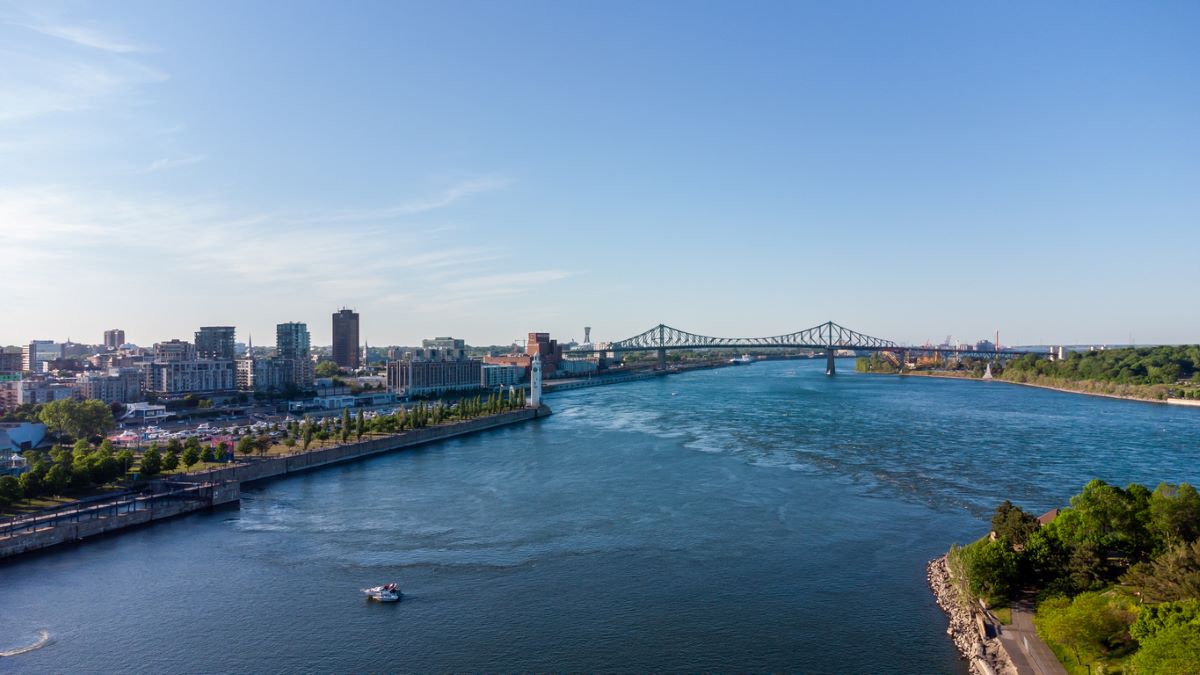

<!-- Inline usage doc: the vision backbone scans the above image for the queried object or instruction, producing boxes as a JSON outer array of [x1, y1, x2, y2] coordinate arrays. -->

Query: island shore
[[899, 371, 1196, 407], [927, 555, 1017, 675]]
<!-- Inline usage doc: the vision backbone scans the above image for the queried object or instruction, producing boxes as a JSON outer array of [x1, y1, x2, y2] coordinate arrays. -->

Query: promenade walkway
[[998, 603, 1067, 675]]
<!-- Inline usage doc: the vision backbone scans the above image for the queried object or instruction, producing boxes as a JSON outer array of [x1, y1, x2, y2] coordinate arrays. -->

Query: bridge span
[[563, 321, 1045, 375]]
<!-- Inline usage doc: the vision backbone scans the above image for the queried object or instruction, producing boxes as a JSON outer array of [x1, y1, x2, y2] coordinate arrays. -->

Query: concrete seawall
[[0, 406, 550, 560]]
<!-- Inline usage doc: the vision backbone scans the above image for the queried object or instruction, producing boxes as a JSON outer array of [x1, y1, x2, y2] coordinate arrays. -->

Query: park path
[[998, 602, 1068, 675]]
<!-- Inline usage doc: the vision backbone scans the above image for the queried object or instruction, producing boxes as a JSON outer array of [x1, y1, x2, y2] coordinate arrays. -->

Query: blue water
[[3, 360, 1198, 673]]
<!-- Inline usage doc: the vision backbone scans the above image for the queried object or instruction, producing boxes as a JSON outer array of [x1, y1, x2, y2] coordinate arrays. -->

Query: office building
[[527, 332, 563, 376], [195, 326, 236, 359], [482, 364, 526, 388], [104, 329, 126, 350], [22, 341, 63, 372], [332, 308, 360, 369]]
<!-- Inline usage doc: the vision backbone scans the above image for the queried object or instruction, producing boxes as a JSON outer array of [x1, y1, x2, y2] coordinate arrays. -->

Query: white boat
[[362, 582, 402, 602], [729, 354, 754, 365]]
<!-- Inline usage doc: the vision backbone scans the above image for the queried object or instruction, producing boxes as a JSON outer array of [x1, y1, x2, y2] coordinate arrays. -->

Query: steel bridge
[[564, 321, 1044, 375]]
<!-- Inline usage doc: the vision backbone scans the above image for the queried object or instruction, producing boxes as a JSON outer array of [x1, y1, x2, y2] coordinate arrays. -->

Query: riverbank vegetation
[[858, 346, 1200, 402], [950, 480, 1200, 673]]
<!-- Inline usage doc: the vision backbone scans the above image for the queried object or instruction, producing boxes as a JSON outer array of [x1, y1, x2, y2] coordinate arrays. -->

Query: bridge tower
[[825, 321, 836, 376], [656, 324, 667, 370]]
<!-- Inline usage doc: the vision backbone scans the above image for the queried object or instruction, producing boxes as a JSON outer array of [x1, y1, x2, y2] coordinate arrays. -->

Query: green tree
[[162, 450, 179, 472], [200, 444, 216, 464], [0, 474, 21, 503], [1129, 623, 1200, 674], [355, 409, 364, 441], [1149, 483, 1200, 552], [115, 449, 134, 477], [1036, 592, 1133, 668], [991, 500, 1040, 547], [38, 398, 116, 440], [960, 537, 1021, 605], [1131, 599, 1200, 643], [340, 408, 351, 443], [302, 422, 315, 450], [182, 445, 200, 469], [1124, 540, 1200, 603], [139, 446, 162, 477], [315, 360, 340, 378], [236, 436, 255, 456], [43, 463, 70, 495]]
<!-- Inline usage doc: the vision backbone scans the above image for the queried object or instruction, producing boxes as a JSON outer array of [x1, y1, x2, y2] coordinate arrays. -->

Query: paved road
[[998, 604, 1068, 675]]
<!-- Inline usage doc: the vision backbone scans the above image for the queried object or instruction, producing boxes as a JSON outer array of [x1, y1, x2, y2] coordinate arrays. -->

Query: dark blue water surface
[[3, 360, 1199, 673]]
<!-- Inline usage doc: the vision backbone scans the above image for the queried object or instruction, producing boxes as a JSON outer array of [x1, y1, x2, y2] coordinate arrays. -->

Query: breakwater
[[0, 405, 550, 560], [928, 556, 1016, 675]]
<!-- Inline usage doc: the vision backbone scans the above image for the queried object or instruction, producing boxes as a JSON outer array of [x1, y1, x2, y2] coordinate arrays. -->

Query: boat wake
[[0, 629, 51, 657]]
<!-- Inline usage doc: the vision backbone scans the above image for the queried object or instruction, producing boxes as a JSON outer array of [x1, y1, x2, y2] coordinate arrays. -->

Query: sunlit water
[[3, 360, 1198, 673]]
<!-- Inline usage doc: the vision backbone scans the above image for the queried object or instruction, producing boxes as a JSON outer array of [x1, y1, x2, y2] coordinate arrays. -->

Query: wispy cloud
[[141, 154, 205, 173], [14, 20, 147, 53], [0, 179, 542, 313]]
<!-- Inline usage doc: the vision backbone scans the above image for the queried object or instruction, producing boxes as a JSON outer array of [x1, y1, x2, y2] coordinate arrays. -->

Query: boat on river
[[729, 354, 754, 365], [362, 582, 402, 602]]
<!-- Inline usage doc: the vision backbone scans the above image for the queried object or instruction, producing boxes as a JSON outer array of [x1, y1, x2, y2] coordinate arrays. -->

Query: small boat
[[362, 582, 402, 602], [729, 354, 754, 365]]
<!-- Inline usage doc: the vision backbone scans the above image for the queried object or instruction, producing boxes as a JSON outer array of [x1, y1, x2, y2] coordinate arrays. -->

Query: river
[[3, 359, 1198, 672]]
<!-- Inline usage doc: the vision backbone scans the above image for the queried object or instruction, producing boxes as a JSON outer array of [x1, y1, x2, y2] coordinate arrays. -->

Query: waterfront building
[[154, 339, 195, 362], [527, 332, 563, 376], [78, 368, 142, 404], [120, 402, 172, 425], [104, 329, 126, 350], [195, 326, 237, 359], [236, 356, 287, 392], [145, 359, 237, 396], [22, 340, 63, 372], [482, 364, 526, 388], [386, 336, 481, 396], [276, 322, 314, 388], [332, 308, 360, 369], [558, 358, 599, 377]]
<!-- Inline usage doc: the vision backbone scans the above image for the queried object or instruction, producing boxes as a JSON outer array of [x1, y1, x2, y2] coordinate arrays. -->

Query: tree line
[[952, 479, 1200, 672]]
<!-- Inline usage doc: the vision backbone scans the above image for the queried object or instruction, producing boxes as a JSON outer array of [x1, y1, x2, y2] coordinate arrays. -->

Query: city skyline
[[2, 2, 1198, 347]]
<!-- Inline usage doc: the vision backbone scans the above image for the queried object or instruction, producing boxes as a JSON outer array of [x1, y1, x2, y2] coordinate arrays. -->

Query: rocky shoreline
[[927, 555, 1017, 675]]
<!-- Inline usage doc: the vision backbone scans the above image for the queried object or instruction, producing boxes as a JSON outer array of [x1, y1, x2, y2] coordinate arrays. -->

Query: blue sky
[[2, 1, 1197, 348]]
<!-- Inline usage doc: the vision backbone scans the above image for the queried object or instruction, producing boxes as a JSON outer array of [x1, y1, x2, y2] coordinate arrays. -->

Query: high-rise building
[[276, 322, 314, 388], [332, 308, 360, 369], [104, 329, 126, 350], [0, 350, 22, 373], [195, 326, 236, 360]]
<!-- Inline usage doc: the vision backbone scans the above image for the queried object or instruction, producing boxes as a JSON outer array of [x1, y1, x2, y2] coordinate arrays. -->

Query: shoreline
[[927, 555, 1017, 675], [894, 371, 1190, 407]]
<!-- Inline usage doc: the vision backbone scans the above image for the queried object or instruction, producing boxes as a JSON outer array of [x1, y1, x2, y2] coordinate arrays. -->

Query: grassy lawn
[[992, 606, 1011, 625]]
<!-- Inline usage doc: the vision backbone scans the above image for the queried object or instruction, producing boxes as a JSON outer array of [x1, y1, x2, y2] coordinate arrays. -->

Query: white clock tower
[[529, 356, 542, 408]]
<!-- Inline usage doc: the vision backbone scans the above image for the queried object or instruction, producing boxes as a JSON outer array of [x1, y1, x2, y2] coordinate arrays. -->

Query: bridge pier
[[826, 349, 836, 376], [657, 348, 666, 370]]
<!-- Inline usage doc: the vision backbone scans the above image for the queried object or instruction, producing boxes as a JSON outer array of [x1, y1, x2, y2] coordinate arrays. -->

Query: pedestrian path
[[998, 604, 1068, 675]]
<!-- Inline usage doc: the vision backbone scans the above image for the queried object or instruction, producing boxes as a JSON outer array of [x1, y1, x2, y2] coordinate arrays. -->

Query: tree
[[1149, 483, 1200, 551], [960, 537, 1021, 605], [43, 463, 70, 495], [182, 445, 200, 469], [1035, 592, 1133, 667], [139, 446, 162, 477], [355, 410, 364, 441], [38, 399, 116, 440], [1129, 623, 1200, 674], [341, 408, 351, 443], [200, 444, 216, 464], [115, 449, 134, 478], [315, 360, 340, 378], [302, 422, 315, 450], [1124, 540, 1200, 603], [0, 475, 22, 507], [236, 436, 255, 456], [991, 500, 1041, 547], [162, 450, 179, 472], [1131, 599, 1200, 643]]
